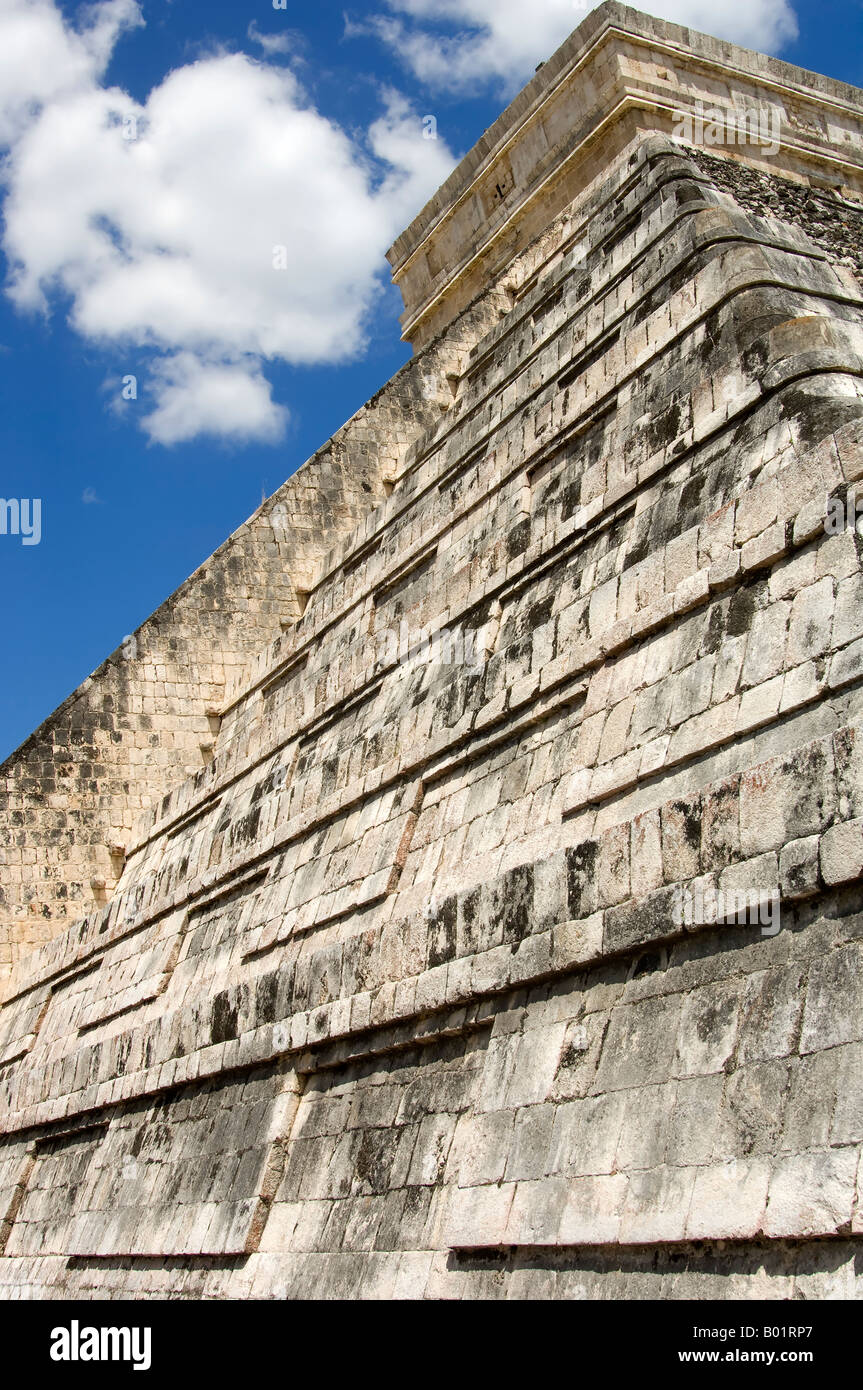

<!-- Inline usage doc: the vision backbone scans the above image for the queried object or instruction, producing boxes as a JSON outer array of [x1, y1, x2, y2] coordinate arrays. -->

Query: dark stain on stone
[[428, 895, 458, 968], [210, 990, 239, 1045], [507, 518, 531, 560], [566, 841, 598, 920], [255, 972, 279, 1025], [726, 581, 764, 637]]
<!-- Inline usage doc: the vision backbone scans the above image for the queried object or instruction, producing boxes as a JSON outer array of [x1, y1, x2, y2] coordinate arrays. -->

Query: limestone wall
[[0, 301, 495, 979], [2, 126, 863, 1297]]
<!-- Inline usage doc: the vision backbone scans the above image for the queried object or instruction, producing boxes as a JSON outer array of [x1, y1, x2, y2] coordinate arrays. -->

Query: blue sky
[[0, 0, 861, 764]]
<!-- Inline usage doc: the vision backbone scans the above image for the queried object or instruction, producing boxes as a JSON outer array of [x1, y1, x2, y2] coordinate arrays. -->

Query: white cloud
[[143, 354, 287, 446], [246, 21, 297, 59], [364, 0, 799, 94], [0, 0, 142, 144], [0, 0, 456, 445]]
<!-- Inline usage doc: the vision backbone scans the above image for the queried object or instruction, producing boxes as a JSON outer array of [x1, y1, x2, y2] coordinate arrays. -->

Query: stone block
[[505, 1177, 569, 1243], [661, 796, 702, 882], [740, 522, 788, 575], [779, 835, 821, 899], [763, 1150, 858, 1238], [673, 979, 740, 1077], [740, 602, 789, 688], [630, 809, 663, 893], [594, 994, 680, 1093], [739, 741, 835, 857], [685, 1159, 770, 1240], [736, 480, 778, 545], [820, 819, 863, 886], [834, 725, 863, 820], [831, 1042, 863, 1145], [701, 775, 741, 872], [603, 885, 681, 955], [736, 965, 805, 1066], [786, 577, 834, 665], [550, 913, 604, 972], [596, 822, 630, 908], [714, 1060, 790, 1162], [531, 851, 567, 932], [619, 1165, 697, 1243], [832, 572, 863, 649], [829, 635, 863, 690], [557, 1174, 628, 1245], [801, 942, 863, 1052], [665, 1074, 725, 1166], [504, 1103, 556, 1182], [548, 1091, 626, 1177], [835, 421, 863, 482], [442, 1182, 516, 1249]]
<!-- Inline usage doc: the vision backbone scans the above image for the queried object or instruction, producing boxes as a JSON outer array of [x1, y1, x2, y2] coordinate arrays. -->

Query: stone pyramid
[[2, 3, 863, 1299]]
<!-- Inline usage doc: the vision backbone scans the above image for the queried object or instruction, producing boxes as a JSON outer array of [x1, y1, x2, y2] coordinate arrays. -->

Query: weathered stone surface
[[820, 819, 863, 886], [2, 3, 863, 1300]]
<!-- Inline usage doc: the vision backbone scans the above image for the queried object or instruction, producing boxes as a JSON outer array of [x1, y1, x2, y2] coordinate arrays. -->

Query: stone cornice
[[386, 2, 863, 348]]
